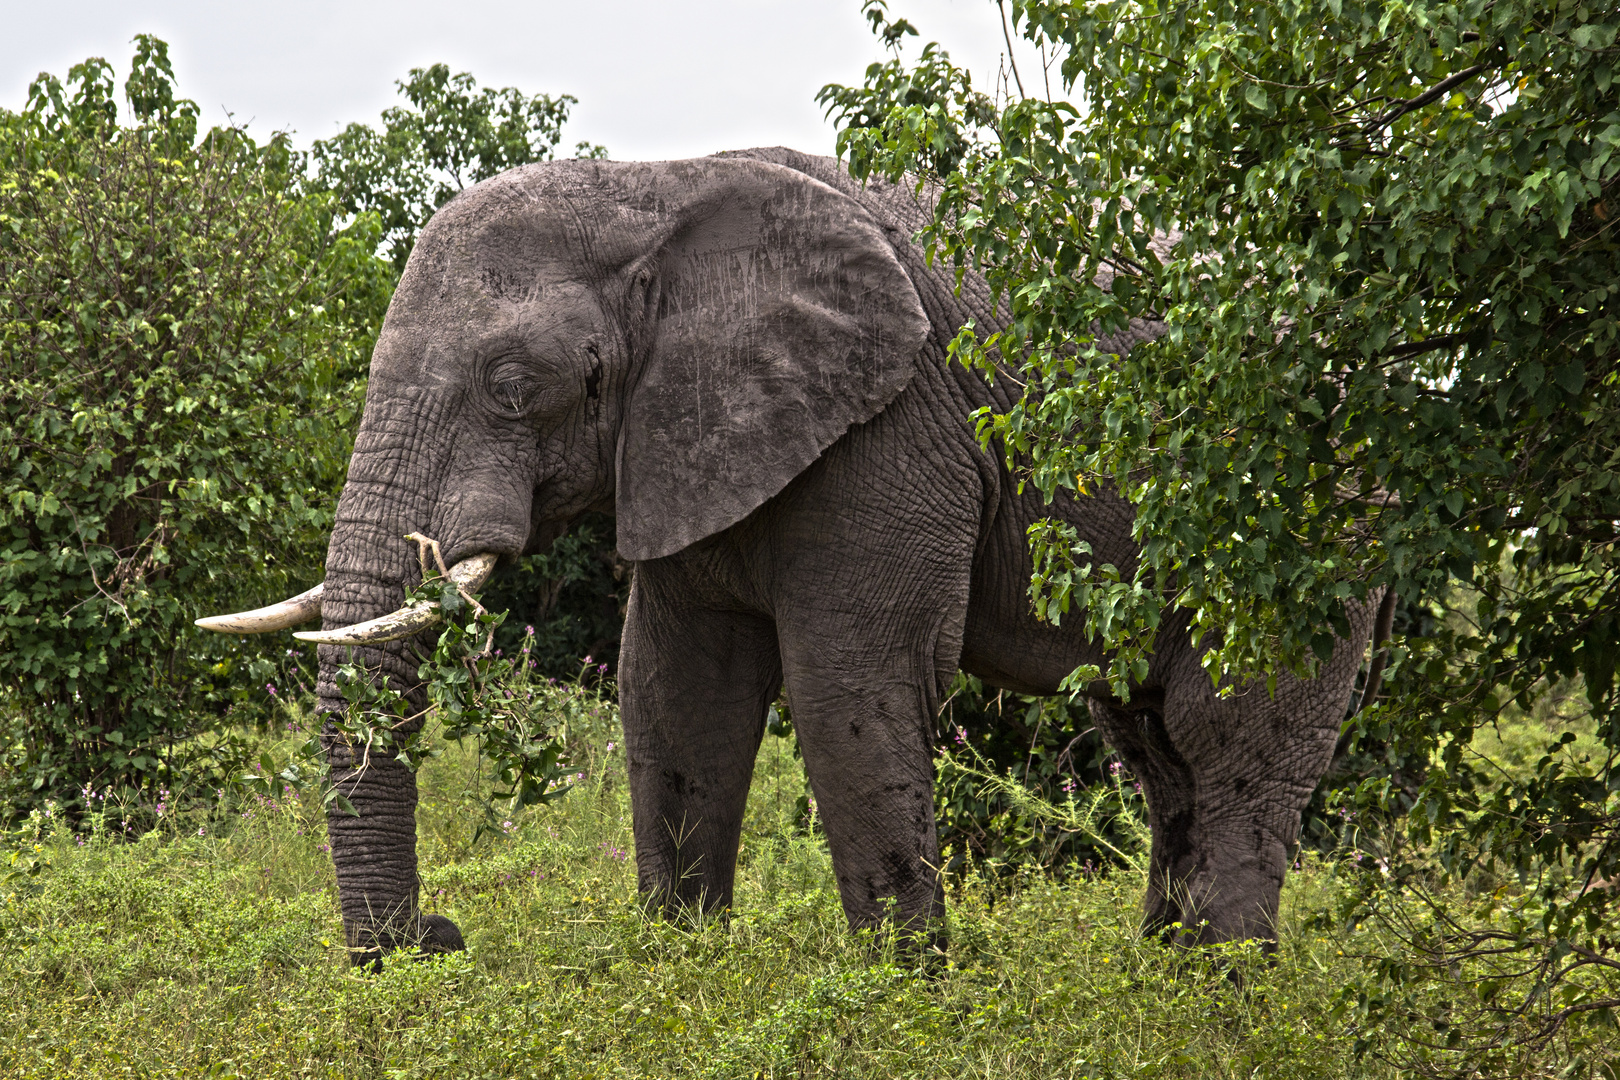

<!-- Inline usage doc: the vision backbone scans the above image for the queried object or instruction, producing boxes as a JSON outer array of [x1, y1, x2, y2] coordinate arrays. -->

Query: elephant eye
[[488, 357, 539, 415]]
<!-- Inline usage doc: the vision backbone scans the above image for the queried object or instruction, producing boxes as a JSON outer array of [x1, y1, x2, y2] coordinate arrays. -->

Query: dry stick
[[405, 530, 496, 656], [1358, 587, 1398, 714], [1332, 587, 1399, 762], [405, 531, 490, 617], [996, 0, 1026, 100]]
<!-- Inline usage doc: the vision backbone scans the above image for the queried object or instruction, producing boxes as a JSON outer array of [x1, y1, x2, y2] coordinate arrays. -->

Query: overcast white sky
[[2, 0, 1054, 161]]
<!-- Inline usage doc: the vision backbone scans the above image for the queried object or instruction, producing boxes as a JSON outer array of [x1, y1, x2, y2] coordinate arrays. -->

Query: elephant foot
[[416, 912, 465, 954], [347, 913, 466, 970]]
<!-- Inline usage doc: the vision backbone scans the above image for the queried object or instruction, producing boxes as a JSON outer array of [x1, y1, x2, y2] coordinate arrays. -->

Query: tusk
[[195, 583, 324, 634], [291, 553, 499, 647]]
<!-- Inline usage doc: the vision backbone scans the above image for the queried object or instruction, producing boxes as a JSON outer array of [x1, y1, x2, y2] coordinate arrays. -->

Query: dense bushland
[[0, 38, 390, 811], [6, 10, 1619, 1076]]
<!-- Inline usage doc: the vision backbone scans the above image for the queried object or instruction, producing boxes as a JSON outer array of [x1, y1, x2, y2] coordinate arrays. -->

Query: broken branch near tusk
[[291, 552, 499, 647], [195, 583, 324, 634]]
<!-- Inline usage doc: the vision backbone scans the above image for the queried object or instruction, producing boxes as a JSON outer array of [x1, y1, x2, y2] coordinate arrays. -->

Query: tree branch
[[1363, 64, 1491, 134]]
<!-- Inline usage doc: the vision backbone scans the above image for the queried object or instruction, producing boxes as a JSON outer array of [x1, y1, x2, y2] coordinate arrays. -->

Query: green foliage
[[0, 39, 391, 814], [829, 0, 1619, 695], [388, 577, 604, 821], [934, 674, 1142, 875], [824, 0, 1619, 1068], [253, 549, 617, 834], [816, 1, 998, 178], [310, 63, 607, 270], [480, 512, 630, 679]]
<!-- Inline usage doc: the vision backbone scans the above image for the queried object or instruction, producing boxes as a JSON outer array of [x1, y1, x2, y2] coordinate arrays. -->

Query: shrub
[[0, 39, 391, 814]]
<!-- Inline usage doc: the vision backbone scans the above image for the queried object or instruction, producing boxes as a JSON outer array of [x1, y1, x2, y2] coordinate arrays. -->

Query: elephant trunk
[[314, 393, 461, 964]]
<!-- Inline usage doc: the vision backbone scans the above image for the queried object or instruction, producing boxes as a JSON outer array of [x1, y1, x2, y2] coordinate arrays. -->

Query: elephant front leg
[[619, 573, 783, 918], [776, 628, 950, 944]]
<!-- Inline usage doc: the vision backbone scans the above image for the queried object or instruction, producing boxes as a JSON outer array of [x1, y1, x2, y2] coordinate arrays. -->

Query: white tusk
[[291, 553, 499, 647], [195, 583, 324, 634]]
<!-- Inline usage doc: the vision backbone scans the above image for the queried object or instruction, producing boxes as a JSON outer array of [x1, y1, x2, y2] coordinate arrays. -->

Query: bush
[[0, 39, 391, 814]]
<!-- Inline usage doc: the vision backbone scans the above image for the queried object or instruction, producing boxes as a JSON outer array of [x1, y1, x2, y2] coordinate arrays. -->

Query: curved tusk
[[195, 583, 324, 634], [292, 553, 499, 647]]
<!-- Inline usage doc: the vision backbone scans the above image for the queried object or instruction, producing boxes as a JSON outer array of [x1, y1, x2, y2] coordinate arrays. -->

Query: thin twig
[[996, 0, 1027, 99], [405, 531, 495, 655]]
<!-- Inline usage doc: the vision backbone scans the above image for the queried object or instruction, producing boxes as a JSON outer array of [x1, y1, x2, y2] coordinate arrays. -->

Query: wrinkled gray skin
[[316, 147, 1375, 961]]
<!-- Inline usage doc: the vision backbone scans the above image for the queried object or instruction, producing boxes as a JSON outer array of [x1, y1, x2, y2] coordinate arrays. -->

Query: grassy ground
[[1, 728, 1609, 1079]]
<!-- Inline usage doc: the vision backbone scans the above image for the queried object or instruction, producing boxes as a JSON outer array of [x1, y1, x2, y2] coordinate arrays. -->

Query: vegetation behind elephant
[[203, 147, 1377, 961]]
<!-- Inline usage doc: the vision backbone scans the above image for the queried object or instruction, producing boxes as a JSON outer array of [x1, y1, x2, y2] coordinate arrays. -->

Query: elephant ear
[[614, 158, 929, 561]]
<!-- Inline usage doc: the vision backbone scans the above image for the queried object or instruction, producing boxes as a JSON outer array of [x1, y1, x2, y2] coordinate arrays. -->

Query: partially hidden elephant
[[200, 147, 1376, 960]]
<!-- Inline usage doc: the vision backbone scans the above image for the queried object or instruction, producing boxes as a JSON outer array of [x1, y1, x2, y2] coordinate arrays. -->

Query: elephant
[[200, 146, 1377, 960]]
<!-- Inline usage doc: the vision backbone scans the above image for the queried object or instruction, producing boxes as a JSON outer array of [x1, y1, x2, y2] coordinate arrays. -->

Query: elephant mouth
[[194, 552, 499, 645]]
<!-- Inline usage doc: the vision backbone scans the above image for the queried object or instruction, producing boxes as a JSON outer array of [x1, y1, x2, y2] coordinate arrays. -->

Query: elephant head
[[199, 156, 930, 957]]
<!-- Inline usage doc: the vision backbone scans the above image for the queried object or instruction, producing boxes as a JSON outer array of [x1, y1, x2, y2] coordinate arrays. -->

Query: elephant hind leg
[[1095, 668, 1353, 946], [1087, 701, 1204, 940], [618, 564, 783, 920]]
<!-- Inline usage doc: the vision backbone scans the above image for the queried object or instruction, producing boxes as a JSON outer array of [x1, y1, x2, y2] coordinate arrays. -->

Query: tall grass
[[3, 719, 1614, 1078]]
